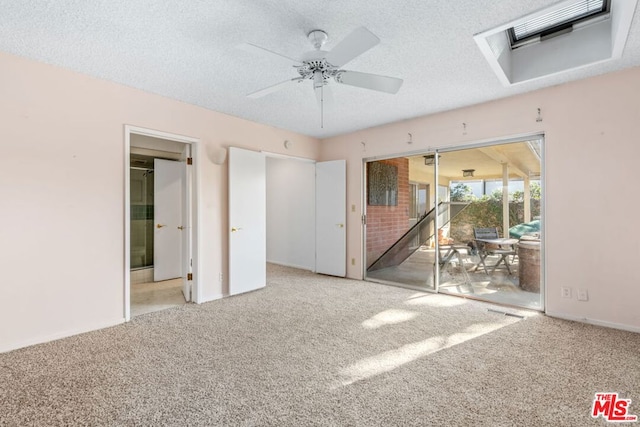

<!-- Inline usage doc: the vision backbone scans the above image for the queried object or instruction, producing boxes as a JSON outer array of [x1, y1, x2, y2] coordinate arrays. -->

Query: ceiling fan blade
[[335, 70, 403, 94], [237, 43, 301, 67], [325, 27, 380, 67], [247, 78, 302, 98]]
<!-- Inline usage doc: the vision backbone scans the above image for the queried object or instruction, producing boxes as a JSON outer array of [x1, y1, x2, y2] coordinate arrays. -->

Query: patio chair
[[472, 227, 517, 275]]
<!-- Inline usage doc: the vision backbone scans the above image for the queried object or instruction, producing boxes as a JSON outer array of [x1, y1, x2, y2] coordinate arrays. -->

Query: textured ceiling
[[1, 0, 639, 138]]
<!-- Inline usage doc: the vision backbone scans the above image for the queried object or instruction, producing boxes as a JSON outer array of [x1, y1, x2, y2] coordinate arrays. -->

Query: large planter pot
[[519, 237, 540, 292]]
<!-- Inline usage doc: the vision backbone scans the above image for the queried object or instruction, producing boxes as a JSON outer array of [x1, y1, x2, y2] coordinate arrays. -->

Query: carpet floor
[[1, 264, 638, 426]]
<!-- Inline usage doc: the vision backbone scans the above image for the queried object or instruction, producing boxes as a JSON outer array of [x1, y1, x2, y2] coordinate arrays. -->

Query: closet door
[[228, 147, 266, 295], [315, 160, 346, 277]]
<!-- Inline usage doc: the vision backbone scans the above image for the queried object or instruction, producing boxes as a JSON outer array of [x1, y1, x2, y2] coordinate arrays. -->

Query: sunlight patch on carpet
[[404, 293, 468, 308], [335, 321, 513, 387], [362, 309, 420, 329]]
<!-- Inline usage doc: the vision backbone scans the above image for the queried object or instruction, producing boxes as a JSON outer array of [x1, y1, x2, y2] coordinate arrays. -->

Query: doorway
[[124, 126, 199, 320], [228, 147, 347, 296]]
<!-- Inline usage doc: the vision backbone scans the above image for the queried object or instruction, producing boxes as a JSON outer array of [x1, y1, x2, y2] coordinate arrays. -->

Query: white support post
[[502, 163, 509, 238], [523, 175, 531, 223]]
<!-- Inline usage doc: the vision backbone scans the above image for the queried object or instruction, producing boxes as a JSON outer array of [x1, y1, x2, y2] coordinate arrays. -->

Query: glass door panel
[[365, 156, 438, 290], [436, 140, 543, 310], [130, 166, 154, 269]]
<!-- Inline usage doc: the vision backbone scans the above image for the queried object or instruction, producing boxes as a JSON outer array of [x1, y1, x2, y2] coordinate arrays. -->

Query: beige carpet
[[1, 264, 638, 426]]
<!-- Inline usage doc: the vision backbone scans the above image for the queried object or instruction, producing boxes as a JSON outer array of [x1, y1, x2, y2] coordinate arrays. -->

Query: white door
[[154, 159, 184, 282], [315, 160, 346, 277], [228, 147, 266, 295]]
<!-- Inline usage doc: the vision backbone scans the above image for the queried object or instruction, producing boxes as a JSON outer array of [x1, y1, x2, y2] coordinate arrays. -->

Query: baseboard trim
[[1, 318, 126, 354], [266, 260, 314, 271], [198, 293, 224, 304], [545, 311, 640, 334]]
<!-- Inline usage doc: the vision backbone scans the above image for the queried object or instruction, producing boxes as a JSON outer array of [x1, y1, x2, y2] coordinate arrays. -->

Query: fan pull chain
[[320, 84, 324, 128]]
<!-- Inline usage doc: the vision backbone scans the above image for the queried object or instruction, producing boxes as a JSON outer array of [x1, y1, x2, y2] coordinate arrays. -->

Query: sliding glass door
[[364, 137, 544, 310]]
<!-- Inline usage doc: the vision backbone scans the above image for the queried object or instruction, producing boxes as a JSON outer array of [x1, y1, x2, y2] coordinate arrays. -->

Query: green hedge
[[450, 199, 540, 243]]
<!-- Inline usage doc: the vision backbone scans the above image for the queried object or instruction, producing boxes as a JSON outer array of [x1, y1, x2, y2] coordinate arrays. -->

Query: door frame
[[259, 150, 347, 277], [124, 125, 201, 321]]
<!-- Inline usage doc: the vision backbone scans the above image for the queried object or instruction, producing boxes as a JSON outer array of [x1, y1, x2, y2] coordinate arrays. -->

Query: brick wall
[[366, 158, 410, 266]]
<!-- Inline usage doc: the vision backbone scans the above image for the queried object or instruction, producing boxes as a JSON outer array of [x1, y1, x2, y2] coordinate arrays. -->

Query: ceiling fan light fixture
[[462, 169, 475, 177], [313, 70, 325, 89]]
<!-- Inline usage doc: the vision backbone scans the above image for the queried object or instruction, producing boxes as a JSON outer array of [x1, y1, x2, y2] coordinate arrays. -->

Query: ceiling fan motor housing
[[297, 59, 338, 85]]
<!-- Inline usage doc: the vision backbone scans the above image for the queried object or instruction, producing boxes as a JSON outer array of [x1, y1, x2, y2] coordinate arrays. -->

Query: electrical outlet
[[219, 272, 223, 282], [351, 204, 356, 212], [351, 258, 356, 266], [561, 287, 572, 299], [577, 289, 589, 301]]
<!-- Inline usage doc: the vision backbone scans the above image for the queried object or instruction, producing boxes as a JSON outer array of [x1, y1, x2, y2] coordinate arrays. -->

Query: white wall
[[266, 157, 316, 270], [320, 66, 640, 333], [0, 51, 320, 352]]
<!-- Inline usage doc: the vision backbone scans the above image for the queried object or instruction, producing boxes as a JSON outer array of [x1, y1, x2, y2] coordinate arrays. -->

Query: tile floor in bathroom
[[131, 278, 186, 317]]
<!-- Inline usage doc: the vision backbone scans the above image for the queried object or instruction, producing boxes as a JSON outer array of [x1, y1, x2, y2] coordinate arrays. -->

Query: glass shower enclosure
[[130, 165, 154, 269]]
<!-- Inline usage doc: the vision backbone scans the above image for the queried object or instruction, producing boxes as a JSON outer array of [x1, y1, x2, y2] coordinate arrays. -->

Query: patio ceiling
[[408, 140, 541, 181]]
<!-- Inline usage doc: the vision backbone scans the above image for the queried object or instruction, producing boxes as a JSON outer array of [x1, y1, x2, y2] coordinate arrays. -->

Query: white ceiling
[[1, 1, 639, 138]]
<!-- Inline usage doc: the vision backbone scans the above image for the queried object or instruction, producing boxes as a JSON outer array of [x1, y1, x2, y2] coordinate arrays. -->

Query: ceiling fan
[[239, 27, 403, 127]]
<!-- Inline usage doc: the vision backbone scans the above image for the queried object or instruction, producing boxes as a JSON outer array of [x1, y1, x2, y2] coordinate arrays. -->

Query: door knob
[[177, 226, 184, 230], [231, 227, 243, 232], [336, 223, 344, 228], [157, 224, 166, 228]]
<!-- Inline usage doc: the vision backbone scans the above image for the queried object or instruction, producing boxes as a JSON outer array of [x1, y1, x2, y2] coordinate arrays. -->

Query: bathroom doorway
[[124, 126, 200, 320]]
